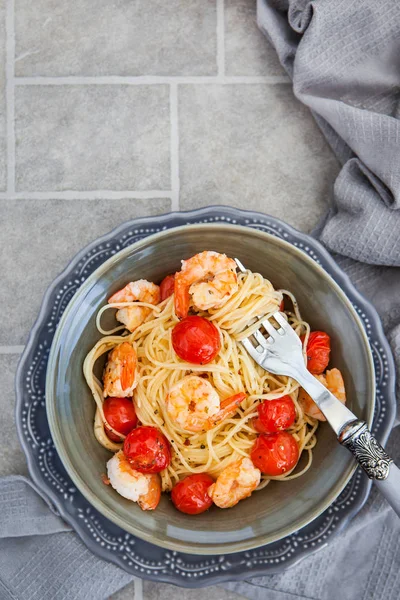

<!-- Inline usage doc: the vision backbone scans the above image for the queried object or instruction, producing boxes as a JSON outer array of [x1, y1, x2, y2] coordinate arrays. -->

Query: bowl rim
[[45, 222, 376, 555]]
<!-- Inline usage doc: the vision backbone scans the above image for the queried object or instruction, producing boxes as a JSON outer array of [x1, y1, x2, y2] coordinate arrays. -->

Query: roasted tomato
[[253, 396, 296, 434], [250, 432, 299, 476], [303, 331, 331, 375], [160, 274, 175, 301], [172, 315, 221, 364], [103, 397, 138, 442], [123, 426, 171, 474], [171, 473, 214, 514]]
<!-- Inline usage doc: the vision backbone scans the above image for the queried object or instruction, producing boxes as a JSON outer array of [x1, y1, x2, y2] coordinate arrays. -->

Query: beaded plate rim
[[15, 206, 396, 587]]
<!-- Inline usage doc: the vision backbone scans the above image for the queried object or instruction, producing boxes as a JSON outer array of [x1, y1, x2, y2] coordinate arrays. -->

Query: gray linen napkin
[[0, 476, 136, 599], [2, 1, 400, 599]]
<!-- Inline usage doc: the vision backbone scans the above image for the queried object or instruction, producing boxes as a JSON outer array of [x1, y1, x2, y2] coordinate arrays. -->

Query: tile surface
[[179, 84, 339, 231], [14, 0, 217, 77], [225, 0, 285, 76], [15, 85, 170, 191], [0, 0, 6, 190], [0, 198, 171, 344], [0, 355, 28, 477]]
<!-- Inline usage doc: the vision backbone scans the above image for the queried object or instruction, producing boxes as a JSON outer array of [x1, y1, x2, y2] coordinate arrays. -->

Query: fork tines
[[241, 311, 291, 360]]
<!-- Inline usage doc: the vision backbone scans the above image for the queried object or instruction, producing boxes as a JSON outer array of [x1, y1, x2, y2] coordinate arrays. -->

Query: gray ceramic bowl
[[46, 224, 374, 555]]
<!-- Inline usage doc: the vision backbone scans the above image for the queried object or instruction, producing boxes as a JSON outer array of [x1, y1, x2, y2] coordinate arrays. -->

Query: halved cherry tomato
[[172, 316, 221, 365], [171, 473, 214, 515], [160, 274, 175, 301], [103, 397, 138, 442], [253, 396, 296, 434], [250, 432, 299, 476], [302, 331, 331, 375], [124, 426, 171, 474]]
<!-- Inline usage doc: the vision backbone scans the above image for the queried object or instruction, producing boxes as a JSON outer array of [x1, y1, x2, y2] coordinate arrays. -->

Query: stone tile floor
[[0, 0, 339, 598]]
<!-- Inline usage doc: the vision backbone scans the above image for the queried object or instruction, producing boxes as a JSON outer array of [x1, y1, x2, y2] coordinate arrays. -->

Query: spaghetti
[[83, 267, 319, 495]]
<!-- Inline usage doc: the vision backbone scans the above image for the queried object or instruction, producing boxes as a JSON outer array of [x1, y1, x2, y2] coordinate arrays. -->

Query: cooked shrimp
[[107, 451, 161, 510], [208, 457, 261, 508], [174, 251, 238, 319], [108, 280, 160, 332], [103, 342, 137, 398], [298, 368, 346, 421], [166, 375, 245, 433]]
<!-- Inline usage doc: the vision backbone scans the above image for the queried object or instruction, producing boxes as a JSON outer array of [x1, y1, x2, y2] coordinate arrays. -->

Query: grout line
[[133, 577, 143, 600], [14, 75, 291, 85], [220, 75, 289, 84], [216, 0, 225, 77], [0, 345, 25, 355], [169, 83, 180, 212], [0, 190, 172, 200], [6, 0, 15, 194]]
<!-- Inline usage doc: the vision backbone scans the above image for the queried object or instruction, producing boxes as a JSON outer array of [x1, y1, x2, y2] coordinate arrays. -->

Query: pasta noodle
[[83, 269, 319, 493]]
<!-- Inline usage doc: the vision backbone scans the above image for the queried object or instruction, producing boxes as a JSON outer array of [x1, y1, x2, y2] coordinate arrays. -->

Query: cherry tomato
[[124, 426, 171, 474], [104, 426, 123, 442], [103, 397, 138, 442], [279, 299, 284, 311], [160, 274, 175, 301], [172, 316, 221, 365], [250, 432, 299, 476], [302, 331, 331, 375], [253, 396, 296, 434], [171, 473, 214, 515]]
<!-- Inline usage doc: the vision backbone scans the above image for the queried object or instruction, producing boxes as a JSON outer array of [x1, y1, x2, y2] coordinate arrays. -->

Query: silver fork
[[236, 259, 400, 516]]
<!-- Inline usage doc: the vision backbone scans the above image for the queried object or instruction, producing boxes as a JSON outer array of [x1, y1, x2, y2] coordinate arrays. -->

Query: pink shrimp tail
[[208, 392, 246, 428], [174, 274, 191, 319]]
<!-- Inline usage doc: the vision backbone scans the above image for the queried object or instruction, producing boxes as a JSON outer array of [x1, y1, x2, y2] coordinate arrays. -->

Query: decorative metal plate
[[15, 206, 396, 587]]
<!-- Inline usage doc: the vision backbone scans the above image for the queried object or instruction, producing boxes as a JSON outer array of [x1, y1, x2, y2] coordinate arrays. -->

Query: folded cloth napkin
[[2, 1, 400, 599]]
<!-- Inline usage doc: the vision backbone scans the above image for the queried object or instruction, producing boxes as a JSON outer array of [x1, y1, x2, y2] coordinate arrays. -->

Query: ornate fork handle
[[339, 420, 393, 480], [338, 420, 400, 516]]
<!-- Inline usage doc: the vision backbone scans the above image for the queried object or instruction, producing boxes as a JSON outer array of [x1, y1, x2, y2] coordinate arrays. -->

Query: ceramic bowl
[[46, 223, 375, 555]]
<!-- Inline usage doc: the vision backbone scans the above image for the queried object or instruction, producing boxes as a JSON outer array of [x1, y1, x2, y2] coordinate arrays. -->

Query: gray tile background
[[15, 85, 171, 191], [179, 83, 338, 225], [225, 0, 284, 76], [0, 0, 339, 598], [15, 0, 218, 77]]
